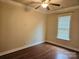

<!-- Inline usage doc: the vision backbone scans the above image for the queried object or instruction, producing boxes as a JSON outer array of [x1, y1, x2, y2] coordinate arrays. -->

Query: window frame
[[57, 13, 72, 41]]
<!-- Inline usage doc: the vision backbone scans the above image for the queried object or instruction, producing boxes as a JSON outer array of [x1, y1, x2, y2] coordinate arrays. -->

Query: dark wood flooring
[[0, 43, 78, 59]]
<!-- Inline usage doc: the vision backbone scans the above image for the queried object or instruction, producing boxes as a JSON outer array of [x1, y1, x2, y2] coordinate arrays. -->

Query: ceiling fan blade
[[27, 1, 41, 4], [50, 3, 60, 6], [49, 0, 51, 2], [47, 6, 50, 10], [41, 0, 46, 2], [35, 5, 41, 9]]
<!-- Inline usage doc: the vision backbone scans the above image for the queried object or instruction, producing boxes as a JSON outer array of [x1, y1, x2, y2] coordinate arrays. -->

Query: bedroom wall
[[46, 9, 79, 50], [0, 1, 46, 52]]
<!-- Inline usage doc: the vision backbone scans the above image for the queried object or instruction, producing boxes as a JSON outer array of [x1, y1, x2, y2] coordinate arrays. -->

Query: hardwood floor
[[0, 43, 78, 59]]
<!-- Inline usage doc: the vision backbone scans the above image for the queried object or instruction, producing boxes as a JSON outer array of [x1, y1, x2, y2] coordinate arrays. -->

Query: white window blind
[[57, 16, 71, 40]]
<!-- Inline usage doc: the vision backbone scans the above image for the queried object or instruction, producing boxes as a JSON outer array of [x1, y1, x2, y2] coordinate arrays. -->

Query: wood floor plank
[[0, 43, 78, 59]]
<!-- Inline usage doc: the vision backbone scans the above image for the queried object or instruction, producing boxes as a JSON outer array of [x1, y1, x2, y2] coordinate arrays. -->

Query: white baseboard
[[0, 41, 44, 56], [46, 40, 79, 52]]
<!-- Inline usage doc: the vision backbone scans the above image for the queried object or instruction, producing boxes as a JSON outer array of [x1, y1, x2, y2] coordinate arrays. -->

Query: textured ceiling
[[0, 0, 79, 14]]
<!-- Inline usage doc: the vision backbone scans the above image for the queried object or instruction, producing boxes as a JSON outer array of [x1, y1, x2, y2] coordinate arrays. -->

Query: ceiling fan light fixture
[[41, 3, 48, 8]]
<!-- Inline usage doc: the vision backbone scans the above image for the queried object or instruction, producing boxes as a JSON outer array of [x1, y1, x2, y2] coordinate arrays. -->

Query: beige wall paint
[[0, 2, 46, 52], [46, 9, 79, 50]]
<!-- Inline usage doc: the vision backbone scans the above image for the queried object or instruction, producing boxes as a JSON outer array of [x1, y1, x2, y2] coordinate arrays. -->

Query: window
[[57, 15, 71, 40]]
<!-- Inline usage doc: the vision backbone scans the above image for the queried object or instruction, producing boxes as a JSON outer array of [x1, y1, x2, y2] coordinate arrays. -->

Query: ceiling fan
[[35, 0, 60, 10], [13, 0, 60, 10]]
